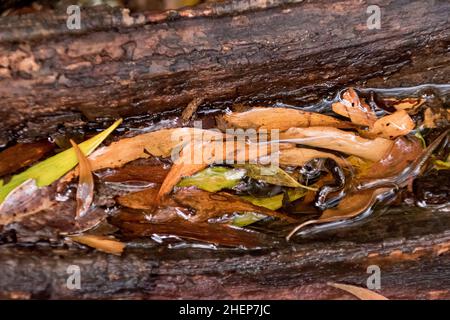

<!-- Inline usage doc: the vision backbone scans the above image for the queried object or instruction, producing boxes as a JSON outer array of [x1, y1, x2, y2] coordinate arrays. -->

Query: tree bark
[[0, 0, 449, 144], [0, 0, 449, 300], [1, 206, 450, 299]]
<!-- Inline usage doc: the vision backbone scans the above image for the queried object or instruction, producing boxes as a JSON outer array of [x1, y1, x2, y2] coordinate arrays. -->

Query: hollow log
[[0, 0, 449, 300], [0, 0, 449, 144]]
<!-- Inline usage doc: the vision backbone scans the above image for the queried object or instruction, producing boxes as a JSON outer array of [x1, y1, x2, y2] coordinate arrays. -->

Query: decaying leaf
[[70, 140, 94, 219], [332, 88, 377, 127], [232, 212, 268, 227], [157, 137, 276, 200], [172, 187, 295, 222], [69, 234, 125, 255], [357, 137, 423, 181], [0, 141, 54, 177], [116, 186, 160, 210], [0, 119, 122, 204], [277, 148, 348, 168], [218, 107, 354, 131], [328, 282, 388, 300], [424, 107, 450, 129], [240, 188, 307, 210], [367, 110, 415, 139], [383, 97, 424, 112], [240, 164, 315, 190], [177, 166, 245, 192], [0, 179, 53, 226], [357, 130, 448, 191], [286, 188, 392, 240], [279, 127, 394, 162]]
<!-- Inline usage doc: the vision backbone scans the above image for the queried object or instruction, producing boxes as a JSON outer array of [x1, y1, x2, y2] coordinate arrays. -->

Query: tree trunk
[[0, 0, 449, 299], [0, 0, 449, 144]]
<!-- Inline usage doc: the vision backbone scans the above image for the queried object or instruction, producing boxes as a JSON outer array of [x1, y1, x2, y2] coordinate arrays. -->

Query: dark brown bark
[[1, 205, 450, 299], [0, 0, 449, 145]]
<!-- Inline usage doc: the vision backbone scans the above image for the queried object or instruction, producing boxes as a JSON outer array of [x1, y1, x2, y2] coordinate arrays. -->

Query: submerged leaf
[[367, 110, 415, 139], [332, 88, 377, 127], [70, 140, 94, 219], [328, 282, 388, 300], [286, 188, 392, 240], [177, 166, 245, 192], [69, 235, 125, 255], [241, 188, 307, 210], [232, 212, 268, 227], [434, 159, 450, 170], [172, 187, 295, 222], [0, 141, 54, 177], [279, 127, 394, 162], [0, 119, 122, 204], [241, 164, 315, 190]]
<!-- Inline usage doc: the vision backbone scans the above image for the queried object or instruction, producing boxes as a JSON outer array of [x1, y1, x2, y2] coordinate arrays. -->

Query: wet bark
[[0, 0, 449, 144]]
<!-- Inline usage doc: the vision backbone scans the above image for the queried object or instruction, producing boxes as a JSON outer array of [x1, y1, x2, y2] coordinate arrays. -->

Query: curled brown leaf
[[70, 139, 94, 219], [218, 107, 355, 131]]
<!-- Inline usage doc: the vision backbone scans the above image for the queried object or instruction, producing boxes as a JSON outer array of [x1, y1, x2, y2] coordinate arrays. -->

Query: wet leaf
[[116, 187, 159, 210], [0, 141, 54, 177], [367, 110, 415, 139], [218, 107, 354, 131], [0, 119, 122, 204], [286, 188, 392, 240], [241, 164, 314, 190], [177, 166, 245, 192], [232, 212, 268, 227], [328, 282, 388, 300], [172, 187, 295, 222], [69, 235, 125, 255], [332, 88, 377, 127], [277, 148, 348, 168], [434, 159, 450, 170], [279, 127, 394, 162], [70, 140, 94, 219], [241, 188, 307, 210]]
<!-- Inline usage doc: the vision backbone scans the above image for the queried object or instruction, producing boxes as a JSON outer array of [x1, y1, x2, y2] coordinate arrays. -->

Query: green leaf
[[240, 188, 307, 211], [0, 119, 122, 203], [177, 166, 245, 192], [434, 159, 450, 170], [232, 212, 267, 227], [415, 131, 427, 148], [240, 164, 317, 191]]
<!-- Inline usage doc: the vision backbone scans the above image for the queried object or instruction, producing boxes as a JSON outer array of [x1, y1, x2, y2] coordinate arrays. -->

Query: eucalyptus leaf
[[177, 166, 245, 192], [232, 212, 268, 227], [240, 188, 307, 211], [0, 119, 122, 203], [239, 164, 317, 191]]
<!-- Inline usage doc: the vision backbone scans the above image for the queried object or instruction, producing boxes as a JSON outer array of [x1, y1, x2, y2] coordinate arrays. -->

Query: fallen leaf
[[69, 234, 125, 255], [0, 141, 54, 177], [218, 107, 355, 131], [279, 127, 394, 162], [0, 119, 122, 204], [177, 166, 245, 192], [328, 282, 388, 300], [286, 188, 391, 240], [70, 139, 94, 219], [172, 187, 295, 222], [367, 110, 415, 139], [332, 88, 377, 127]]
